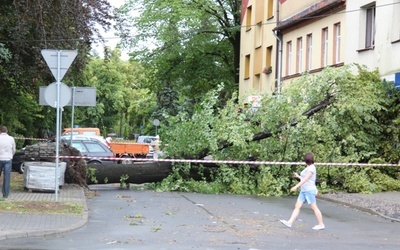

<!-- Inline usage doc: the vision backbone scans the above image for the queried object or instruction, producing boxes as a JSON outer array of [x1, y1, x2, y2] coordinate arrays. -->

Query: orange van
[[62, 127, 100, 136]]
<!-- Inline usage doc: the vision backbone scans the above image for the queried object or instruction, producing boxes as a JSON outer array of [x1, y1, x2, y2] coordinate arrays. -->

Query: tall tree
[[0, 0, 114, 137], [74, 48, 156, 137], [116, 0, 241, 106]]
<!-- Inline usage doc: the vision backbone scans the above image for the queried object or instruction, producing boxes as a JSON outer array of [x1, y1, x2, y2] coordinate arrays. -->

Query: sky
[[92, 0, 130, 60]]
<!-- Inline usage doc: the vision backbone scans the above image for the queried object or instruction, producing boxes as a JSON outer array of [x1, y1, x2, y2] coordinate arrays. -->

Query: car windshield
[[143, 138, 155, 143], [71, 142, 87, 153], [85, 142, 108, 152]]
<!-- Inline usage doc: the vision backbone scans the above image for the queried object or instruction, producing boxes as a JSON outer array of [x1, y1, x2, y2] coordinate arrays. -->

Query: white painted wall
[[345, 0, 400, 77]]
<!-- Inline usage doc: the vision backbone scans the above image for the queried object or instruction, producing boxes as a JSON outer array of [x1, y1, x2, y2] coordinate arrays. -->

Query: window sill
[[356, 46, 374, 52], [392, 39, 400, 44]]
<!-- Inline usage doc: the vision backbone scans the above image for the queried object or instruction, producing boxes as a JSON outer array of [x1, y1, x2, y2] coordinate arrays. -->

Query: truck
[[62, 127, 101, 136], [109, 142, 151, 164]]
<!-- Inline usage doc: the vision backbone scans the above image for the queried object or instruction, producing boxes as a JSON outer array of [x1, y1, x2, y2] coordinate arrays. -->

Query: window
[[306, 34, 312, 70], [392, 1, 400, 41], [246, 6, 252, 30], [365, 5, 375, 48], [334, 23, 341, 63], [86, 142, 107, 153], [267, 0, 274, 18], [253, 74, 261, 91], [245, 54, 250, 79], [296, 37, 303, 73], [71, 142, 87, 153], [321, 28, 328, 67], [266, 46, 272, 69], [255, 22, 262, 48], [286, 41, 292, 75]]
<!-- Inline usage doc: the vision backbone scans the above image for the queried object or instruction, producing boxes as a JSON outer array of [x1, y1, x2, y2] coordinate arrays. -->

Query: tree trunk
[[86, 161, 173, 184]]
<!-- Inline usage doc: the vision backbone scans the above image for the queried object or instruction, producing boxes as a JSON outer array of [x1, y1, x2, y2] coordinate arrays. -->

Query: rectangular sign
[[395, 72, 400, 89], [40, 86, 96, 107]]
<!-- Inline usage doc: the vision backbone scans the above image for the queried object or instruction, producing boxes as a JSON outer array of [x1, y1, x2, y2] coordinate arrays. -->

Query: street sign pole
[[153, 119, 160, 136], [42, 49, 77, 202], [55, 50, 61, 202], [70, 87, 76, 146]]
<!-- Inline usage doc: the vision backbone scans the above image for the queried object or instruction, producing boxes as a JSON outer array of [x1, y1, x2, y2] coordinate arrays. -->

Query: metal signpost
[[68, 87, 96, 144], [39, 86, 97, 145], [153, 119, 160, 136], [41, 49, 77, 201]]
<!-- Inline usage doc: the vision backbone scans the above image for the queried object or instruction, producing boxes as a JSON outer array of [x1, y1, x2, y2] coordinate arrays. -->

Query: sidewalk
[[0, 184, 88, 240], [319, 191, 400, 222]]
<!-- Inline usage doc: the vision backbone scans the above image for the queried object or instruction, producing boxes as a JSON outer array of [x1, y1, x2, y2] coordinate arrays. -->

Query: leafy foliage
[[116, 0, 241, 108], [0, 0, 114, 139], [71, 49, 156, 137]]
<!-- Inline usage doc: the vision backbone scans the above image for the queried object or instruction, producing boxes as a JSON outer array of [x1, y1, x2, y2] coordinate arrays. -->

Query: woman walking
[[280, 153, 325, 230]]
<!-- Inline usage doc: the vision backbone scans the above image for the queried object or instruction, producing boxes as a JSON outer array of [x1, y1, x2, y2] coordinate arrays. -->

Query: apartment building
[[345, 0, 400, 86], [239, 0, 400, 100], [239, 0, 278, 100]]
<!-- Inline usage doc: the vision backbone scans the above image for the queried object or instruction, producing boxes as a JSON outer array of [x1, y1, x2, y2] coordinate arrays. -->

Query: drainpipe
[[273, 30, 282, 96], [274, 0, 282, 96]]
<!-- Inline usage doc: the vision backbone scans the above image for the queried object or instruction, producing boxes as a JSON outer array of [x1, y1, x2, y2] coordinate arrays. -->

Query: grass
[[0, 201, 83, 214], [0, 172, 84, 215], [10, 173, 24, 191]]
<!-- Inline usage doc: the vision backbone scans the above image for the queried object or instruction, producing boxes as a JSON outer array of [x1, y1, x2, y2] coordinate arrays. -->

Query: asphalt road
[[0, 185, 399, 250]]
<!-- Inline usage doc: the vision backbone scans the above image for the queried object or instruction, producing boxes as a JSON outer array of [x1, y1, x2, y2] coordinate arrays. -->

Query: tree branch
[[191, 94, 335, 159]]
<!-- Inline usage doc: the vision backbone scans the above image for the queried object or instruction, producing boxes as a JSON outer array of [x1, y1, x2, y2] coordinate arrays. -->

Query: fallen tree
[[21, 67, 400, 194], [191, 92, 335, 160], [86, 161, 173, 185]]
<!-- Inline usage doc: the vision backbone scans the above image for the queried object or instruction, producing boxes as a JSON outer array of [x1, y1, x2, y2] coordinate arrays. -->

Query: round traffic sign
[[44, 82, 72, 108], [153, 119, 160, 126]]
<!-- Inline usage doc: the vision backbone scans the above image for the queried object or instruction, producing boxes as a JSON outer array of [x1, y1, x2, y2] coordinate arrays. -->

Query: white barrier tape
[[14, 137, 150, 145], [58, 156, 118, 160], [56, 155, 400, 167], [15, 137, 49, 141]]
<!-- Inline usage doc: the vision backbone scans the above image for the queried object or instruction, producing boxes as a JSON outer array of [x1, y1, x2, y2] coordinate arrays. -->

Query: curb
[[0, 205, 89, 241], [0, 187, 89, 241], [318, 196, 400, 223]]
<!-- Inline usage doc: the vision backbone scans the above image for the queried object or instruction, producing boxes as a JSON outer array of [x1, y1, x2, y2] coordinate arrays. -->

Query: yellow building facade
[[239, 0, 400, 99]]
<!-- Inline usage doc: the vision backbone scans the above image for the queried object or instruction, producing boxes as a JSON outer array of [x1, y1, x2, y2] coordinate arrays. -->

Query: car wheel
[[88, 160, 102, 165], [18, 162, 25, 174], [120, 155, 133, 164]]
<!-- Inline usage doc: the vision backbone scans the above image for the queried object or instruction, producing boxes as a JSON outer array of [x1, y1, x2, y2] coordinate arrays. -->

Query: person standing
[[280, 153, 325, 230], [0, 126, 16, 198], [152, 135, 160, 159]]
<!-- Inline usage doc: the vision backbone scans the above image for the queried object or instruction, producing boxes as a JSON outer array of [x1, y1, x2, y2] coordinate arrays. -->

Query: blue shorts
[[297, 190, 317, 204]]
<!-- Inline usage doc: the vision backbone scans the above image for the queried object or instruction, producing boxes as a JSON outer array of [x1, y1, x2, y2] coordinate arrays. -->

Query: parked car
[[137, 135, 157, 144], [61, 138, 116, 164], [12, 150, 26, 174], [137, 135, 164, 158], [61, 135, 110, 148], [136, 135, 156, 158]]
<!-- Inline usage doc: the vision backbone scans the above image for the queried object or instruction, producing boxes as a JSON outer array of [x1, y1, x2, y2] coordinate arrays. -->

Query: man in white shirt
[[0, 126, 16, 198]]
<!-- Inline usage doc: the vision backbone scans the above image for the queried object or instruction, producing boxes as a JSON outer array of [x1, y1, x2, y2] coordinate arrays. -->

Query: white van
[[137, 135, 157, 144], [137, 135, 159, 158]]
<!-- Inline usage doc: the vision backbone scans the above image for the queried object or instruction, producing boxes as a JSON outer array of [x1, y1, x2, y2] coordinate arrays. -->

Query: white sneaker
[[312, 225, 325, 230], [280, 220, 292, 228]]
